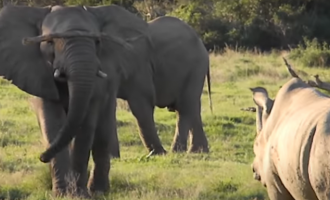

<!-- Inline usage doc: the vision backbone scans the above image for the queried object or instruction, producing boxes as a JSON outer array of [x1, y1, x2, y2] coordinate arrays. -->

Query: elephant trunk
[[40, 61, 97, 163]]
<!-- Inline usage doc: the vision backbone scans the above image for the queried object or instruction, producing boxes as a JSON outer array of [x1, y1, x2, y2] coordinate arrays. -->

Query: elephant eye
[[95, 39, 101, 55], [47, 40, 54, 46], [95, 39, 101, 47], [40, 41, 55, 64]]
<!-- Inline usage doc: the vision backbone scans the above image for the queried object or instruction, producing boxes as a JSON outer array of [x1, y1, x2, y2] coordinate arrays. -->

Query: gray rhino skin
[[250, 77, 330, 200]]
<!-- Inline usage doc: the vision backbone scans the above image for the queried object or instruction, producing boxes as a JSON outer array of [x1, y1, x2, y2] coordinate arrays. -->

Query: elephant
[[111, 16, 212, 158], [0, 4, 154, 197]]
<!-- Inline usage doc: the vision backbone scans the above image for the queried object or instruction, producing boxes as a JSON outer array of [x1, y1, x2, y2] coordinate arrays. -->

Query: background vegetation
[[3, 0, 330, 52], [1, 0, 330, 199]]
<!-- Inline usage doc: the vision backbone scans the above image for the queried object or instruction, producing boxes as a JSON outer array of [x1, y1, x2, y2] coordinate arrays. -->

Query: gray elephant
[[111, 16, 212, 157], [0, 4, 153, 197]]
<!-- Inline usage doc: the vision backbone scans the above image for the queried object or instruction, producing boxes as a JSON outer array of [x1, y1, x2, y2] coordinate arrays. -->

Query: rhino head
[[248, 87, 274, 185]]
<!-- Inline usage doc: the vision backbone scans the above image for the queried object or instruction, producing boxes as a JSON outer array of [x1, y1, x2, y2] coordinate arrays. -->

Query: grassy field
[[0, 48, 329, 200]]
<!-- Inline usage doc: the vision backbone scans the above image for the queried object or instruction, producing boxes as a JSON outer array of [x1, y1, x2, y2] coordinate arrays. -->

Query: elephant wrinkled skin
[[0, 4, 153, 197], [112, 16, 212, 157], [248, 77, 330, 200]]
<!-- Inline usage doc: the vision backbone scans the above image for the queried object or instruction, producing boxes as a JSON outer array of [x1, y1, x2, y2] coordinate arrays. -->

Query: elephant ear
[[0, 5, 59, 100], [85, 5, 151, 79]]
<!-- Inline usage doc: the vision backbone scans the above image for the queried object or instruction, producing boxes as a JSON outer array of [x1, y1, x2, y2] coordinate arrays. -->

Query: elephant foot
[[66, 185, 91, 199], [188, 145, 209, 153], [72, 189, 91, 199], [51, 183, 67, 198], [91, 190, 108, 198], [146, 148, 167, 157], [52, 188, 66, 198], [89, 188, 109, 197], [171, 143, 187, 153], [88, 178, 110, 196]]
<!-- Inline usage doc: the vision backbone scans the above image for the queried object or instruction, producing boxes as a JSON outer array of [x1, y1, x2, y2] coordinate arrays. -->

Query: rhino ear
[[0, 5, 59, 100], [249, 87, 274, 133], [249, 87, 273, 114], [85, 5, 150, 80]]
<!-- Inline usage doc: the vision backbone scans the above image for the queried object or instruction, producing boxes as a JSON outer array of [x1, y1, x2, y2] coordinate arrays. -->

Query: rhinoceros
[[246, 71, 330, 200]]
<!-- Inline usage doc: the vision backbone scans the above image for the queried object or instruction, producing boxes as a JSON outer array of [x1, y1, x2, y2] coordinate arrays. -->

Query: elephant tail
[[206, 67, 213, 114]]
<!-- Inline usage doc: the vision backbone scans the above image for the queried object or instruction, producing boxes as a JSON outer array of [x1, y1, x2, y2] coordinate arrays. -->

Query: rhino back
[[264, 80, 330, 199]]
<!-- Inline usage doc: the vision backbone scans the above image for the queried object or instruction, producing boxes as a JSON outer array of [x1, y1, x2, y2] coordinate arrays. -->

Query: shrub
[[5, 0, 330, 52], [289, 38, 330, 68]]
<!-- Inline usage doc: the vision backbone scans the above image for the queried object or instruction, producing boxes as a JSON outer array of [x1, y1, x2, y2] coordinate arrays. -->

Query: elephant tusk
[[54, 69, 61, 78], [53, 69, 66, 82], [97, 70, 108, 78], [22, 31, 105, 45]]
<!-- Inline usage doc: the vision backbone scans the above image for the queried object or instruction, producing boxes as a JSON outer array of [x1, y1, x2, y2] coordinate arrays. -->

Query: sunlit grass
[[0, 47, 329, 200]]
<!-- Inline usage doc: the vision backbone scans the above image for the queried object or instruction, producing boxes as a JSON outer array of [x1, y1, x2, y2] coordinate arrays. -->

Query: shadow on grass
[[111, 174, 268, 200], [155, 122, 173, 133], [0, 187, 30, 200], [0, 134, 25, 148], [117, 120, 132, 128], [198, 180, 267, 200], [203, 115, 255, 126]]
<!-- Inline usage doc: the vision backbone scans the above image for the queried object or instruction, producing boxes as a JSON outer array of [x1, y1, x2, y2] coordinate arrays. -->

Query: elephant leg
[[171, 70, 208, 153], [70, 101, 100, 197], [188, 100, 209, 153], [171, 89, 197, 152], [109, 124, 120, 159], [87, 98, 116, 194], [127, 96, 166, 156], [109, 107, 120, 159], [69, 131, 92, 197], [171, 111, 191, 152], [29, 97, 71, 196]]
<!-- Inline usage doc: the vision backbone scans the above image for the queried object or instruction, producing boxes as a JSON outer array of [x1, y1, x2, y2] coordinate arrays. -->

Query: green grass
[[1, 48, 330, 200]]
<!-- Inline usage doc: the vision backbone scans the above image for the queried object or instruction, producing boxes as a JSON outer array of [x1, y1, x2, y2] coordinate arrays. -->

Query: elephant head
[[0, 5, 149, 162]]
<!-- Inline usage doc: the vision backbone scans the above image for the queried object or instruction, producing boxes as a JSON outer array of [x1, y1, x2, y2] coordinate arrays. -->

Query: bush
[[166, 0, 330, 51], [289, 38, 330, 68], [5, 0, 330, 52]]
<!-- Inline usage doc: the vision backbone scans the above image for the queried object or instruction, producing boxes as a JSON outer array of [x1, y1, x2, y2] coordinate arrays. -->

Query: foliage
[[289, 37, 330, 68], [3, 0, 330, 52], [165, 0, 330, 51]]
